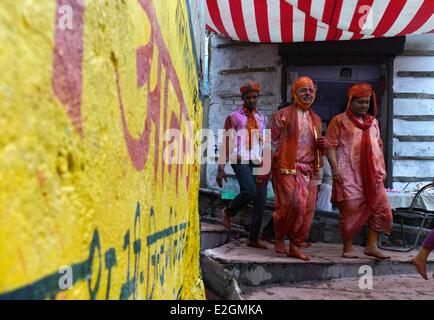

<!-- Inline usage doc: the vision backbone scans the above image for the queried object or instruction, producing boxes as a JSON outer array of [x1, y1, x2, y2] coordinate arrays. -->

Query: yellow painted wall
[[0, 0, 204, 300]]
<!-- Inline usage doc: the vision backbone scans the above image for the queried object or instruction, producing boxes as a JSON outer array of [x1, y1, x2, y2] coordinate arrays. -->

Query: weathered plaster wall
[[0, 0, 204, 300], [188, 0, 206, 70], [393, 33, 434, 190]]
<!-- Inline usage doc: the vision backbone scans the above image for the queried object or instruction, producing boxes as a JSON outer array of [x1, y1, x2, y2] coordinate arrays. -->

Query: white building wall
[[393, 33, 434, 190], [188, 0, 206, 67]]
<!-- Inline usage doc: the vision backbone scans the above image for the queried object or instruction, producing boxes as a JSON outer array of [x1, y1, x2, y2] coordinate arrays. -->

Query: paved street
[[203, 240, 434, 299], [244, 274, 434, 300]]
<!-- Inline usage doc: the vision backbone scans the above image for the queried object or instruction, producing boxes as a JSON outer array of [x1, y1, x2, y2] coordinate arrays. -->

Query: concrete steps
[[199, 189, 432, 248], [200, 217, 246, 251], [201, 240, 434, 299], [198, 189, 434, 299]]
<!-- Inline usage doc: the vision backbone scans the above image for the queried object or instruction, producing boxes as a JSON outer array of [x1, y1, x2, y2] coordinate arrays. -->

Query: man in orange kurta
[[326, 83, 392, 260], [270, 77, 326, 261]]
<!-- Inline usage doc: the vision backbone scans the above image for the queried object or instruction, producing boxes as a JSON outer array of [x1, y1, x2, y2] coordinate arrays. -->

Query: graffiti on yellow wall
[[0, 0, 204, 299]]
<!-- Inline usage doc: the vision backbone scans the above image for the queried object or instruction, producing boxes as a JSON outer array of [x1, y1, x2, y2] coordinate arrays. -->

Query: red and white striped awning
[[206, 0, 434, 43]]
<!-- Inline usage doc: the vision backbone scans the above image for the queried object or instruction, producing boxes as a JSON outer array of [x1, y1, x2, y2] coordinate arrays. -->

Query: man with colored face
[[326, 83, 393, 260], [216, 81, 269, 249], [269, 76, 326, 261]]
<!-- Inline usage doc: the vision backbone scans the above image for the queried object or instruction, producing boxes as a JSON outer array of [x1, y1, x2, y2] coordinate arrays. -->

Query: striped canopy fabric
[[206, 0, 434, 43]]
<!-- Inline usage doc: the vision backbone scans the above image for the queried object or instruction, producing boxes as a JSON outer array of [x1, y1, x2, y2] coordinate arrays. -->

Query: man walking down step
[[326, 83, 393, 260], [216, 81, 269, 250], [269, 76, 326, 261]]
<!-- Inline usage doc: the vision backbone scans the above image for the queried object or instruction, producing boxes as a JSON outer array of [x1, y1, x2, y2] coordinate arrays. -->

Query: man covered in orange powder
[[326, 83, 392, 260], [269, 76, 326, 261]]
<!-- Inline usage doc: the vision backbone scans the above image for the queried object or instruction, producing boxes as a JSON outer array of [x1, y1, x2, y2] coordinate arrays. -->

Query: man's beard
[[245, 103, 256, 111]]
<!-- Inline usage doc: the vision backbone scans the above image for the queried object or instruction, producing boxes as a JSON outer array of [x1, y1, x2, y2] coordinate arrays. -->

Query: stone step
[[199, 190, 432, 248], [242, 273, 434, 300], [200, 218, 246, 251], [201, 240, 434, 299]]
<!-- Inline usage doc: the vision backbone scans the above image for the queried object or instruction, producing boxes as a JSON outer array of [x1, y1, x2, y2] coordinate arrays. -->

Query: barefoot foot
[[247, 241, 268, 250], [342, 252, 359, 259], [411, 256, 428, 280], [364, 246, 390, 260], [287, 246, 311, 261], [259, 234, 274, 244], [221, 207, 232, 230], [295, 241, 312, 248], [274, 240, 287, 254]]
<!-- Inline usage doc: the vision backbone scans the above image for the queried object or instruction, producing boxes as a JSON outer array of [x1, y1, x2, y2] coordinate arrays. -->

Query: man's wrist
[[218, 165, 225, 172]]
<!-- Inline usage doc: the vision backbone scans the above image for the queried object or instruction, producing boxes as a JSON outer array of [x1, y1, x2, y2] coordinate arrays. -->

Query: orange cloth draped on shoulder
[[270, 76, 323, 245], [346, 83, 378, 208], [326, 83, 392, 240], [243, 106, 259, 150]]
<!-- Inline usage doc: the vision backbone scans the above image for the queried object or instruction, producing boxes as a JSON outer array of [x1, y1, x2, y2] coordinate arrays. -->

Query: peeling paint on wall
[[0, 0, 204, 300]]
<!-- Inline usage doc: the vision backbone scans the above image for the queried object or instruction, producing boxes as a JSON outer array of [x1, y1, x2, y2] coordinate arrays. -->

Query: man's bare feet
[[247, 241, 268, 250], [259, 234, 274, 244], [342, 252, 359, 259], [287, 245, 311, 261], [296, 241, 312, 248], [274, 240, 286, 254], [411, 256, 428, 280], [364, 246, 390, 260], [221, 207, 232, 230]]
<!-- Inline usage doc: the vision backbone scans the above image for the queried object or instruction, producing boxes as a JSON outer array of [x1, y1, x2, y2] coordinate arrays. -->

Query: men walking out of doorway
[[216, 81, 269, 249], [326, 83, 393, 260], [269, 76, 326, 261]]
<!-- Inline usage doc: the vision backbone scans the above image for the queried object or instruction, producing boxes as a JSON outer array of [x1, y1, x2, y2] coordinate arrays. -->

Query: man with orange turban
[[269, 76, 326, 261], [216, 81, 269, 250], [326, 83, 392, 260]]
